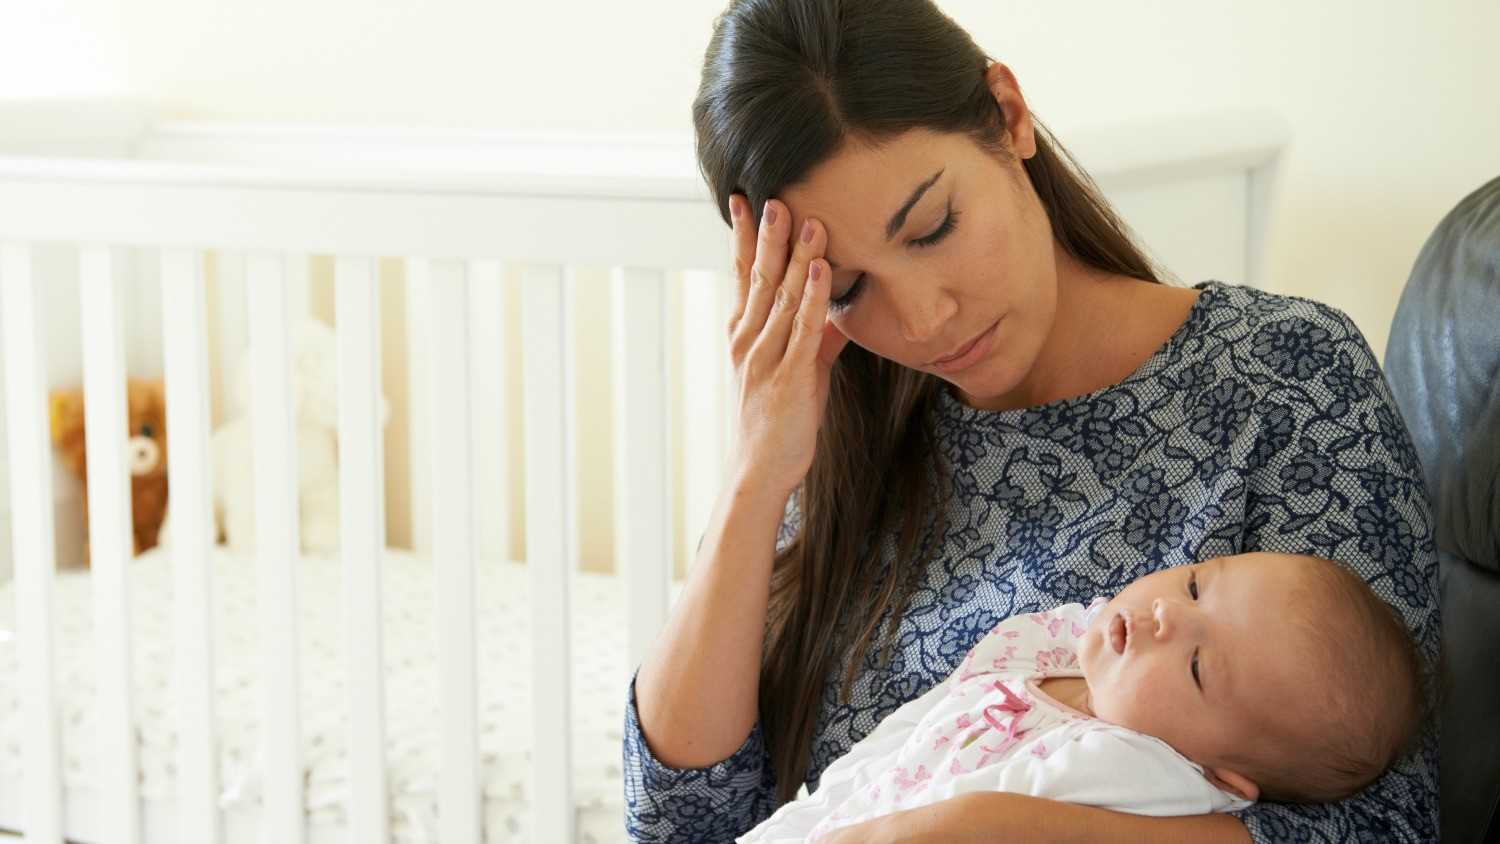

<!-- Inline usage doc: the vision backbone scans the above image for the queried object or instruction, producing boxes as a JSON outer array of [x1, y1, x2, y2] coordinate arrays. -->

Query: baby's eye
[[1188, 570, 1199, 600], [1191, 648, 1201, 689]]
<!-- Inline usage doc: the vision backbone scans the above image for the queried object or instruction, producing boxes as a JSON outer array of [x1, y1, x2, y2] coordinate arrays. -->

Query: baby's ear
[[1205, 766, 1259, 802]]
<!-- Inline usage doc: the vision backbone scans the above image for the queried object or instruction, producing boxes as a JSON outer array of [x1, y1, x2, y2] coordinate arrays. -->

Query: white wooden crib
[[0, 101, 1288, 844]]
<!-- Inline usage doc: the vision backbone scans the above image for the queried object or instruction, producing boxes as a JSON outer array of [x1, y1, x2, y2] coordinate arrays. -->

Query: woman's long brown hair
[[692, 0, 1162, 804]]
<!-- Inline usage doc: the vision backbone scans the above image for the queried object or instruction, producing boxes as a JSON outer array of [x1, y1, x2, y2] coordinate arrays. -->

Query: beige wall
[[108, 0, 1500, 359]]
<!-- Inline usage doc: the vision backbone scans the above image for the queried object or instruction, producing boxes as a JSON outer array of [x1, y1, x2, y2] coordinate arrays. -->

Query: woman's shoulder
[[1172, 281, 1386, 392], [1195, 280, 1373, 353]]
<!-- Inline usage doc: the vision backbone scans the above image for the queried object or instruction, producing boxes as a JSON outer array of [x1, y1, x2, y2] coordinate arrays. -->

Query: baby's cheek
[[1075, 645, 1100, 687], [1091, 675, 1157, 730]]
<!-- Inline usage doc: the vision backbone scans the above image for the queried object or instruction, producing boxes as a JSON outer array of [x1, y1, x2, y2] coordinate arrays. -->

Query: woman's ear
[[983, 62, 1036, 160], [1205, 766, 1260, 802]]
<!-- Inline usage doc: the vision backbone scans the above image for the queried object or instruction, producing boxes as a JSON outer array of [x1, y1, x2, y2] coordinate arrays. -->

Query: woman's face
[[778, 122, 1059, 411]]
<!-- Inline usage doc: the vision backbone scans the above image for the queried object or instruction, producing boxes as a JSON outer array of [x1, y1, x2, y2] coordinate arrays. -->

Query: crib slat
[[1, 244, 65, 844], [404, 272, 432, 556], [211, 253, 248, 428], [161, 249, 222, 844], [78, 246, 143, 844], [521, 264, 575, 841], [412, 258, 482, 842], [468, 260, 510, 562], [611, 267, 673, 672], [335, 258, 391, 844], [680, 269, 729, 577], [246, 254, 305, 844]]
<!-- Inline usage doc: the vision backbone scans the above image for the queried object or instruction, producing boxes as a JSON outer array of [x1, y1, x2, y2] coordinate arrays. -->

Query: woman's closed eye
[[828, 275, 865, 314], [912, 205, 960, 248], [827, 204, 962, 314]]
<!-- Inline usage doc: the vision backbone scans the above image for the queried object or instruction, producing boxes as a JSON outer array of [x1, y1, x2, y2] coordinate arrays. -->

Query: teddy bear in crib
[[207, 317, 389, 554], [48, 377, 171, 565]]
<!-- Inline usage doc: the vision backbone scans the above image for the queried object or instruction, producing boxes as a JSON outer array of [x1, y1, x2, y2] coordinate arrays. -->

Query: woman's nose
[[901, 311, 946, 347], [895, 289, 956, 346]]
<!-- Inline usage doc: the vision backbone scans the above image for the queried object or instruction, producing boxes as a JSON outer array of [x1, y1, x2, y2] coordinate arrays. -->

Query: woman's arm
[[634, 467, 790, 767], [622, 480, 800, 841], [820, 792, 1252, 844]]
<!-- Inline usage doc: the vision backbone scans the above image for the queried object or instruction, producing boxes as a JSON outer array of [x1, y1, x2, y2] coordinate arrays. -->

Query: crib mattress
[[0, 545, 665, 843]]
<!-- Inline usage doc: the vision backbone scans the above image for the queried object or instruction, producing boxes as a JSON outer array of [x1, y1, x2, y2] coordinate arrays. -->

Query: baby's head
[[1075, 551, 1427, 804]]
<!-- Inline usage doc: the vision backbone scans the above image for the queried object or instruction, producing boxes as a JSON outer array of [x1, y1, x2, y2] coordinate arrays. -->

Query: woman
[[624, 0, 1439, 841]]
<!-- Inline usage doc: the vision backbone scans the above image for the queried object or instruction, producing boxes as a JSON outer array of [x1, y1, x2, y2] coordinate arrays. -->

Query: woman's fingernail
[[801, 220, 814, 244], [766, 203, 779, 226], [730, 197, 742, 220]]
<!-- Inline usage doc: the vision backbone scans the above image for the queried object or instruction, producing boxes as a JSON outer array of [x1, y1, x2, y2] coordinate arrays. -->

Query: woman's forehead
[[783, 130, 960, 209], [780, 131, 969, 262]]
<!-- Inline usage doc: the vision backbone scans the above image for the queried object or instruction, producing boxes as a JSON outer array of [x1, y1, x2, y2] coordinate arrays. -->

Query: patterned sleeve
[[1227, 302, 1441, 842], [621, 489, 803, 841]]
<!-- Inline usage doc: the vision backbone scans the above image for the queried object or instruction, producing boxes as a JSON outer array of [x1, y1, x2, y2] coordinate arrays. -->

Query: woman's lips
[[931, 325, 986, 364], [928, 318, 1000, 373]]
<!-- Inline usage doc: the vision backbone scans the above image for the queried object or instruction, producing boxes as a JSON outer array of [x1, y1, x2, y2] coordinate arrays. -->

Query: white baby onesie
[[739, 598, 1252, 843]]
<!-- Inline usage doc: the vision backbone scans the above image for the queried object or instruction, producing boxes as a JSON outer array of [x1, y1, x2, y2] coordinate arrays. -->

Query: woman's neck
[[985, 245, 1156, 411]]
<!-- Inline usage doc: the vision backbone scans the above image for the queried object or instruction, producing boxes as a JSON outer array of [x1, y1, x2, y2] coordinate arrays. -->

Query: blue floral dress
[[622, 280, 1440, 843]]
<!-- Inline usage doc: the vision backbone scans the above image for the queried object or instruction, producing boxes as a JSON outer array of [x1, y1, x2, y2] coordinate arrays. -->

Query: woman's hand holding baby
[[812, 792, 1253, 844], [813, 808, 915, 844], [810, 794, 988, 844], [724, 194, 850, 498]]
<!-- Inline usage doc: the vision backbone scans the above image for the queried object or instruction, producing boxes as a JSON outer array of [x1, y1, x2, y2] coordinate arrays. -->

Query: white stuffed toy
[[208, 317, 389, 554]]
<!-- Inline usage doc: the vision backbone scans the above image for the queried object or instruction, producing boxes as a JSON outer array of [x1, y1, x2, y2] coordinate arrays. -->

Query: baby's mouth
[[1109, 611, 1130, 655]]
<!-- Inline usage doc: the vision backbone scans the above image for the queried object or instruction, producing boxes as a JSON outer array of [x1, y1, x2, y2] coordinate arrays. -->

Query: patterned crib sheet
[[0, 545, 661, 843]]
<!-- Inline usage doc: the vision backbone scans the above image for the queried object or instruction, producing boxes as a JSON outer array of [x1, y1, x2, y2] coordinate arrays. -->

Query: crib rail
[[1, 247, 65, 843], [160, 253, 219, 843], [0, 140, 736, 843], [421, 262, 482, 841], [0, 158, 729, 269], [80, 252, 143, 843], [336, 262, 389, 844]]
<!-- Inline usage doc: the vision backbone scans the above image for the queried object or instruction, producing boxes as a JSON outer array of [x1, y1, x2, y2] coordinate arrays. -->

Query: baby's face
[[1077, 552, 1319, 790]]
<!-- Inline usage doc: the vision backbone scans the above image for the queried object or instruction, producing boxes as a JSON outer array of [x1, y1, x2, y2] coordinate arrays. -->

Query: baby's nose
[[1150, 598, 1170, 638]]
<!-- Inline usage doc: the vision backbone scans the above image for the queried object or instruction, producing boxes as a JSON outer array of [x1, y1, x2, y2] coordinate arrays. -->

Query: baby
[[739, 551, 1427, 843]]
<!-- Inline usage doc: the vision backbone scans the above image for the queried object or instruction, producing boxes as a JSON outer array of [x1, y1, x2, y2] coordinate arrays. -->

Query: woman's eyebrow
[[826, 167, 946, 272], [884, 167, 945, 241]]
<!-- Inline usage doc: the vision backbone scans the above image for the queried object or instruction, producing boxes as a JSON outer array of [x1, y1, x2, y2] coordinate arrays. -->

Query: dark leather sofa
[[1384, 174, 1500, 844]]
